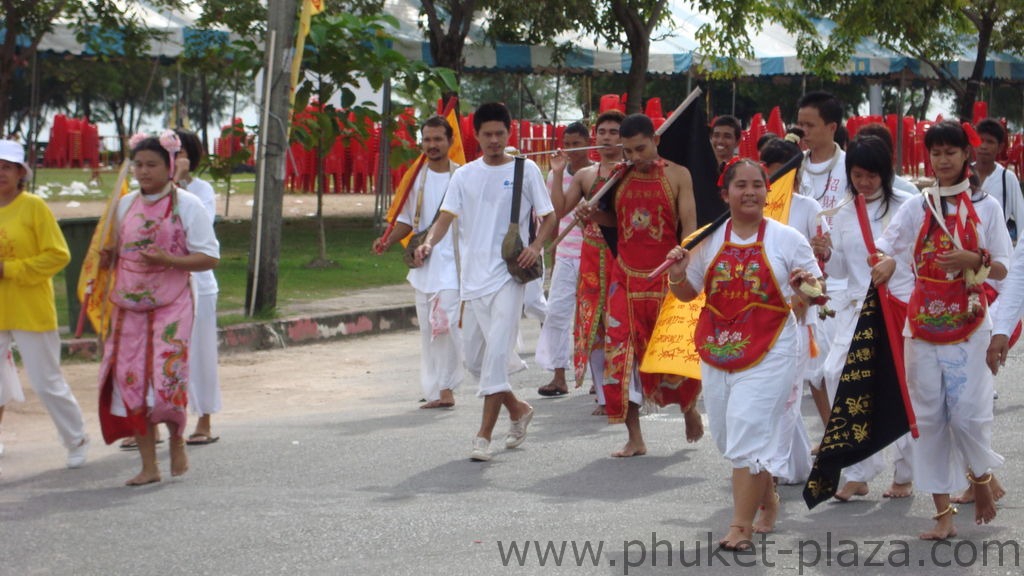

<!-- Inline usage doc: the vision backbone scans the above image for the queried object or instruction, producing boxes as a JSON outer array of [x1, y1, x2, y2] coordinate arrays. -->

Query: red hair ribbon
[[716, 156, 772, 192], [962, 122, 982, 148], [716, 156, 745, 188]]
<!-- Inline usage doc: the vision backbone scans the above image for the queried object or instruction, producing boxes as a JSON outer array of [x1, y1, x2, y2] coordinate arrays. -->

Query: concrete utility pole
[[247, 0, 298, 316]]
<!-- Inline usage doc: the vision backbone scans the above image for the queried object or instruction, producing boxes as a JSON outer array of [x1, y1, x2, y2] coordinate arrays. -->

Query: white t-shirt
[[116, 188, 220, 260], [828, 189, 915, 303], [979, 163, 1024, 245], [994, 239, 1024, 336], [787, 193, 825, 242], [800, 149, 848, 294], [799, 149, 848, 223], [186, 177, 219, 296], [549, 167, 583, 260], [876, 191, 1013, 335], [893, 175, 918, 196], [397, 165, 459, 294], [441, 157, 553, 300]]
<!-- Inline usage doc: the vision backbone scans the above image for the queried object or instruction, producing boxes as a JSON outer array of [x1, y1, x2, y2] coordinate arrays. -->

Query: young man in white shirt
[[415, 102, 557, 461], [976, 118, 1024, 245], [375, 116, 462, 409]]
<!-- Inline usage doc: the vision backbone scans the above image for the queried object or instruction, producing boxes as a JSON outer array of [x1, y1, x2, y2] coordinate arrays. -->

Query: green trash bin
[[58, 217, 100, 335]]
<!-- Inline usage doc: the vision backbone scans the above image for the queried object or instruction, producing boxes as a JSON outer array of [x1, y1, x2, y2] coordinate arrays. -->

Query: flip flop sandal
[[185, 434, 220, 446]]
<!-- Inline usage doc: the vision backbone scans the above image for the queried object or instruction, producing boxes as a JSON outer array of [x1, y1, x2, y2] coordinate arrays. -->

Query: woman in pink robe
[[99, 133, 219, 486]]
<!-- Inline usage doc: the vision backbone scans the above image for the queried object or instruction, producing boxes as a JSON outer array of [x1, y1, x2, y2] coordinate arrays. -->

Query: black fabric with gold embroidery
[[803, 286, 911, 509]]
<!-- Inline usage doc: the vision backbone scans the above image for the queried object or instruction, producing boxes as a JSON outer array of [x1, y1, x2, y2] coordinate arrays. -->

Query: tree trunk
[[246, 0, 298, 315], [421, 0, 474, 94], [959, 16, 994, 119]]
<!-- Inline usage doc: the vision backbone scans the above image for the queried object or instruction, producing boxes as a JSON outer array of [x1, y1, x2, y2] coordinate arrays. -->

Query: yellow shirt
[[0, 192, 70, 331]]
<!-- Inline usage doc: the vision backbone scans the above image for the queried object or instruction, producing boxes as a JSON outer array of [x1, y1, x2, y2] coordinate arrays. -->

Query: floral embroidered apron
[[907, 204, 985, 344], [99, 191, 193, 443], [695, 220, 790, 372]]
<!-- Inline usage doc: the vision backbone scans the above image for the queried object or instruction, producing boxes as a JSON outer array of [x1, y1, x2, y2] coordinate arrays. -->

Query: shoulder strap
[[510, 157, 525, 225]]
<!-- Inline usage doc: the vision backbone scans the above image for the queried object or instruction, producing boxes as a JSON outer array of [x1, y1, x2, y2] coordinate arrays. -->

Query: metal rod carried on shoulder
[[551, 87, 704, 248], [515, 144, 621, 158]]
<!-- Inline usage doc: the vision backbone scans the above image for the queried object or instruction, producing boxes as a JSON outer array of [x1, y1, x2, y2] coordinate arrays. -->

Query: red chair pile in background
[[43, 115, 100, 168]]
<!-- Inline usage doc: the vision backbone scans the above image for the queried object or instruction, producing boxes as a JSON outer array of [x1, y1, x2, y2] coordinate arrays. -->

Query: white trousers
[[703, 341, 796, 475], [770, 378, 813, 484], [535, 256, 580, 371], [906, 332, 1003, 494], [188, 292, 222, 415], [463, 280, 525, 397], [842, 433, 915, 484], [0, 330, 87, 449], [414, 288, 463, 401], [522, 254, 548, 322]]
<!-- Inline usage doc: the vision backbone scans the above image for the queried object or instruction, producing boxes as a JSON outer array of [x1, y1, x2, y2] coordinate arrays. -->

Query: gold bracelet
[[967, 472, 993, 485], [667, 274, 684, 286]]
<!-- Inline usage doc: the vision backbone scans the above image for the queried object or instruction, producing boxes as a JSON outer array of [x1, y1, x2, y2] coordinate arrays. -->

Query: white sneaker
[[505, 406, 534, 449], [470, 437, 492, 461], [66, 436, 89, 469]]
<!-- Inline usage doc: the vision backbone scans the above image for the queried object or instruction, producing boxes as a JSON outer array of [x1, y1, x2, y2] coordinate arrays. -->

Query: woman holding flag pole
[[664, 158, 822, 550], [873, 120, 1011, 539]]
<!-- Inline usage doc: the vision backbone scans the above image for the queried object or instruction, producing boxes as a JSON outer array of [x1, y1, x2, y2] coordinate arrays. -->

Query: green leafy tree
[[0, 0, 184, 135], [291, 11, 456, 267], [771, 0, 1024, 119]]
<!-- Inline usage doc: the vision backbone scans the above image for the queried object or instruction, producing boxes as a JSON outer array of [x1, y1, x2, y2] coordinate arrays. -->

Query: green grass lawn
[[53, 216, 408, 331], [31, 167, 256, 200]]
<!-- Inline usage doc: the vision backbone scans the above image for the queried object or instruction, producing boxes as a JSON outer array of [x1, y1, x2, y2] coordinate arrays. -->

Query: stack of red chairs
[[739, 113, 764, 160], [766, 107, 785, 139], [43, 115, 100, 168]]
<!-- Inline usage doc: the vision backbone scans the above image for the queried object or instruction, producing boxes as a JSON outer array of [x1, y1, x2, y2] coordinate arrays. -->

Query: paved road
[[2, 323, 1023, 575]]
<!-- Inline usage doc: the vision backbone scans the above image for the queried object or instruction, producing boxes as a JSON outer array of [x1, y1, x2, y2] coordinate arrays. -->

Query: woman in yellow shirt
[[0, 139, 89, 470]]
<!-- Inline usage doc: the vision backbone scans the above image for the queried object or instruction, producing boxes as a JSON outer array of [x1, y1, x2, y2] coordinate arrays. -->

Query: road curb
[[58, 305, 419, 360]]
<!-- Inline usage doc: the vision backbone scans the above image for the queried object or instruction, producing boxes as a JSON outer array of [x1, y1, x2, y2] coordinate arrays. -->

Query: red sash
[[907, 206, 985, 344], [695, 220, 790, 372]]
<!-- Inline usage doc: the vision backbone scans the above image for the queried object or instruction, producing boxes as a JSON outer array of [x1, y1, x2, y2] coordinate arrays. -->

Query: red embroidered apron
[[573, 174, 613, 386], [603, 163, 700, 422], [98, 191, 194, 443], [695, 220, 790, 372], [907, 205, 985, 344]]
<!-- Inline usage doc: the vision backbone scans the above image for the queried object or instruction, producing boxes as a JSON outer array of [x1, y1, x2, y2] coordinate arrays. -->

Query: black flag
[[657, 100, 726, 227], [803, 286, 911, 508]]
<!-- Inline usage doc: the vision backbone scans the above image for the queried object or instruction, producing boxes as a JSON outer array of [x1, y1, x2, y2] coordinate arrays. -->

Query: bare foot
[[683, 407, 704, 443], [920, 508, 957, 540], [834, 481, 869, 502], [754, 492, 779, 534], [169, 439, 189, 477], [438, 389, 455, 408], [591, 406, 607, 416], [719, 524, 753, 550], [611, 441, 647, 458], [810, 443, 820, 456], [953, 475, 1004, 503], [973, 475, 998, 525], [420, 400, 444, 409], [883, 482, 913, 498], [125, 471, 161, 486]]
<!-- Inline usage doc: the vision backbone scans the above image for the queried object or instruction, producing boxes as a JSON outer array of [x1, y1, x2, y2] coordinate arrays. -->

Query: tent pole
[[731, 81, 736, 116], [29, 50, 39, 193], [896, 69, 907, 177], [374, 78, 392, 231]]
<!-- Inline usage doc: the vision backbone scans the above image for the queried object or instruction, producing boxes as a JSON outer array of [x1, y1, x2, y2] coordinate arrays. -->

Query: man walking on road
[[415, 102, 557, 461]]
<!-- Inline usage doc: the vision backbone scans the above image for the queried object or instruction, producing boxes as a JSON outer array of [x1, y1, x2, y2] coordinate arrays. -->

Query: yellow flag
[[764, 165, 797, 225], [446, 108, 466, 166], [290, 0, 323, 114], [77, 161, 131, 338]]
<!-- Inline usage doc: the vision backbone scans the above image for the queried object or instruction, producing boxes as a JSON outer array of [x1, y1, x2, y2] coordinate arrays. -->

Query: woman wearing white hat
[[0, 139, 90, 470]]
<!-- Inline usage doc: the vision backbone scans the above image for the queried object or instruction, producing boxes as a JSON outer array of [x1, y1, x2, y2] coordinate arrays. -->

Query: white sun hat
[[0, 139, 31, 180]]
